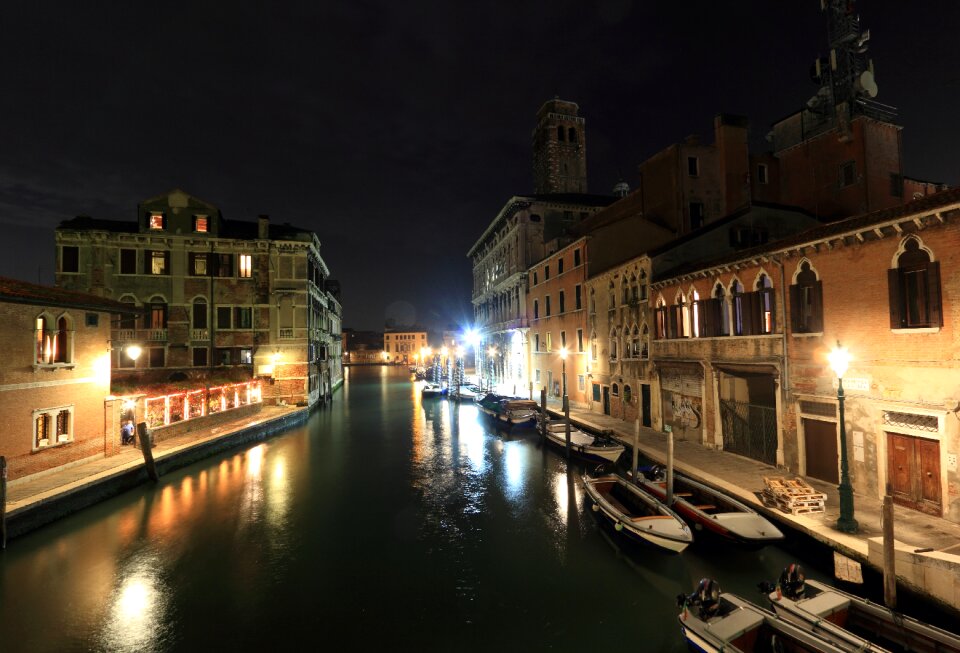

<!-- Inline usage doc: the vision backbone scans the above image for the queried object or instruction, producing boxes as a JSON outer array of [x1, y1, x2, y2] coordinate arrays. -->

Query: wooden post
[[137, 422, 160, 482], [540, 387, 547, 439], [529, 381, 533, 401], [563, 394, 571, 460], [666, 431, 674, 506], [632, 417, 640, 482], [883, 495, 897, 609], [1, 456, 7, 549]]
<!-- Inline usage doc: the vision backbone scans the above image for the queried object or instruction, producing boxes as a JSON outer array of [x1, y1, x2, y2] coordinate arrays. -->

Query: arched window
[[630, 274, 639, 302], [590, 331, 598, 361], [119, 295, 138, 330], [713, 283, 729, 336], [641, 324, 649, 359], [630, 324, 641, 358], [609, 327, 619, 360], [756, 273, 775, 334], [621, 279, 629, 304], [608, 281, 616, 309], [148, 296, 168, 329], [623, 384, 632, 404], [691, 289, 701, 338], [655, 297, 668, 339], [611, 382, 619, 397], [889, 237, 942, 328], [35, 313, 71, 364], [589, 288, 596, 314], [568, 127, 577, 143], [672, 292, 688, 338], [56, 317, 69, 363], [192, 297, 208, 330], [790, 261, 822, 333], [731, 280, 745, 335], [639, 270, 648, 301]]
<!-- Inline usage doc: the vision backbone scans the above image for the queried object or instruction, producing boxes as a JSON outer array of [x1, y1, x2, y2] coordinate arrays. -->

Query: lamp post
[[560, 347, 571, 459], [828, 342, 859, 534]]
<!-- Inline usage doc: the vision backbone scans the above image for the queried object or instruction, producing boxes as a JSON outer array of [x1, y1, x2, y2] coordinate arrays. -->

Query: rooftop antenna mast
[[810, 0, 881, 118]]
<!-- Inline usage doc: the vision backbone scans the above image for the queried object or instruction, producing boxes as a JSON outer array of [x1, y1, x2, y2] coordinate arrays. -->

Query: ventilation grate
[[882, 411, 938, 432], [800, 401, 836, 418]]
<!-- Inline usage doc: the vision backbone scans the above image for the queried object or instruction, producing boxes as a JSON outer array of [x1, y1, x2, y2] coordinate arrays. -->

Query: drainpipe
[[774, 254, 789, 403]]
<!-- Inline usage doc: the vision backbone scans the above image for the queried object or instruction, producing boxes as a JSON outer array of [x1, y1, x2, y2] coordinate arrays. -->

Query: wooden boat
[[677, 580, 879, 653], [582, 474, 692, 553], [478, 395, 538, 427], [636, 467, 783, 548], [762, 568, 960, 653], [542, 420, 624, 464], [452, 383, 483, 402]]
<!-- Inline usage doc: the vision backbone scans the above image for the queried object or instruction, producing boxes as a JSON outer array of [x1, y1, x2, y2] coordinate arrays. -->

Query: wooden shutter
[[789, 284, 801, 332], [668, 307, 678, 339], [927, 261, 943, 327], [809, 281, 823, 332], [887, 268, 903, 328], [766, 289, 776, 333]]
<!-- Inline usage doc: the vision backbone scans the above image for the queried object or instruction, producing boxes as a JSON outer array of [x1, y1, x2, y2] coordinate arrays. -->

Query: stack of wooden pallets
[[761, 476, 826, 515]]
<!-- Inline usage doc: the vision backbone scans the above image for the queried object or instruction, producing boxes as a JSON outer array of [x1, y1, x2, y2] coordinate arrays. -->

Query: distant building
[[342, 328, 384, 364], [383, 327, 428, 364], [0, 276, 134, 480], [55, 189, 342, 407]]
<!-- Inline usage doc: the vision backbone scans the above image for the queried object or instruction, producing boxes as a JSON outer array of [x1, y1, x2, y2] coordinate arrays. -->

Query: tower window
[[689, 202, 705, 230], [687, 156, 699, 177], [557, 126, 565, 142], [149, 213, 165, 230], [193, 215, 209, 232], [568, 127, 577, 143], [839, 161, 856, 187]]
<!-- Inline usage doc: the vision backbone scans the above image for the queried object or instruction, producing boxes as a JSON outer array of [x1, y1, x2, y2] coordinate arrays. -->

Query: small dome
[[613, 181, 630, 198]]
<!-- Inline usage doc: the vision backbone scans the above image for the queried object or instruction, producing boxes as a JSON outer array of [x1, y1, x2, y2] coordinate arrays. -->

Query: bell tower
[[532, 99, 587, 194]]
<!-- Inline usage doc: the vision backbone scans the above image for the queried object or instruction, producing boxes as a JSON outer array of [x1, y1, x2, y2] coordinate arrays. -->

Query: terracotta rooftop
[[0, 276, 139, 314]]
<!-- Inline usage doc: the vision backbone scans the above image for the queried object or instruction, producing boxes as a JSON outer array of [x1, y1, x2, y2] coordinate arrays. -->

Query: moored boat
[[421, 382, 445, 398], [637, 466, 783, 548], [677, 579, 875, 653], [451, 383, 483, 402], [477, 395, 538, 427], [583, 474, 692, 553], [541, 420, 624, 464], [761, 564, 960, 653]]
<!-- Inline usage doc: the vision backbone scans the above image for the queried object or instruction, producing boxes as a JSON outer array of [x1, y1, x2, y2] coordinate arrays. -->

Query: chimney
[[258, 214, 269, 239]]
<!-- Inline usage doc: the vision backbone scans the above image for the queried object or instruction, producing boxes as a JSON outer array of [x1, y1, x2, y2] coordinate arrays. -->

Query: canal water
[[0, 366, 840, 652]]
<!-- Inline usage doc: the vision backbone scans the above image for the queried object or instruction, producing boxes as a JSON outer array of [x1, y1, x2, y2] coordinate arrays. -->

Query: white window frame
[[33, 404, 74, 450]]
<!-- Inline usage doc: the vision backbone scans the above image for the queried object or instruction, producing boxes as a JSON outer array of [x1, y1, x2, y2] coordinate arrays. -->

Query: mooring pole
[[666, 431, 674, 506], [0, 456, 7, 549], [137, 422, 160, 482], [883, 494, 897, 609], [540, 387, 547, 439], [632, 417, 640, 482]]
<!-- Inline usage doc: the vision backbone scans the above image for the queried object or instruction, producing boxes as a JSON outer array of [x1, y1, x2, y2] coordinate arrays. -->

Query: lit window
[[149, 213, 165, 230], [239, 349, 252, 364], [34, 406, 73, 448], [239, 254, 252, 278], [192, 253, 208, 276], [194, 215, 208, 232], [151, 251, 167, 275]]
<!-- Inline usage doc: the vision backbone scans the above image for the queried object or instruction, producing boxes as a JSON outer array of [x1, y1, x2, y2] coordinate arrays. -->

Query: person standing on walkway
[[120, 420, 135, 445]]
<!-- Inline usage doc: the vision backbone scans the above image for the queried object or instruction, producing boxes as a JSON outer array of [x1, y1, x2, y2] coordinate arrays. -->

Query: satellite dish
[[857, 70, 878, 98]]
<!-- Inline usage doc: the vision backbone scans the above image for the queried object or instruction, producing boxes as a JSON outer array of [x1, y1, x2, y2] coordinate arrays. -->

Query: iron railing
[[719, 399, 777, 465]]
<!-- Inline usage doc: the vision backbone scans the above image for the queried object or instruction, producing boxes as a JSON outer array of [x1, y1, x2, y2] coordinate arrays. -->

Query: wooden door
[[602, 386, 610, 415], [887, 433, 942, 515], [802, 418, 838, 484]]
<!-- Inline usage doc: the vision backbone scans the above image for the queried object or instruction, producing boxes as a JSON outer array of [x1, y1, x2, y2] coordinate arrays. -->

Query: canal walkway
[[4, 404, 306, 539], [539, 397, 960, 611]]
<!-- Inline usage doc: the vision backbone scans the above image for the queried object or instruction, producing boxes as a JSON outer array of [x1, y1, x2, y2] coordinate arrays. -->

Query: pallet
[[762, 476, 826, 515]]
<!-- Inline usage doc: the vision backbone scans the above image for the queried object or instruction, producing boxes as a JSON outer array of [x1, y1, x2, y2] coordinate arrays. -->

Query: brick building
[[0, 277, 135, 480], [55, 189, 342, 408], [469, 100, 613, 390], [650, 189, 960, 523]]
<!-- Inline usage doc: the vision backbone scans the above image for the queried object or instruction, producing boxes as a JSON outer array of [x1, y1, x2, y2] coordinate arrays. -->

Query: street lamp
[[828, 342, 858, 534], [560, 347, 571, 458]]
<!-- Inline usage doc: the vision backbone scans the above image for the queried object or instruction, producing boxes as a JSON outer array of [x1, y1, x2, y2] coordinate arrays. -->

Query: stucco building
[[55, 189, 342, 408]]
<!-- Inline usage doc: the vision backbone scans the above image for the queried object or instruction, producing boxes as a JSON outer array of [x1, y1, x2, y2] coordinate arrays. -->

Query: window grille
[[882, 411, 938, 432], [799, 401, 835, 418]]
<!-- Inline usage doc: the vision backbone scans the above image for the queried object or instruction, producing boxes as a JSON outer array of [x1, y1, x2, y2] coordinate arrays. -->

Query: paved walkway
[[6, 405, 302, 516], [538, 397, 960, 559]]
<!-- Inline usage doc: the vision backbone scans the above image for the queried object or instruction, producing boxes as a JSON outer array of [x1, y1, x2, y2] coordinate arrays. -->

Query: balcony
[[146, 329, 168, 341], [114, 328, 136, 341], [191, 329, 209, 341], [279, 328, 295, 339]]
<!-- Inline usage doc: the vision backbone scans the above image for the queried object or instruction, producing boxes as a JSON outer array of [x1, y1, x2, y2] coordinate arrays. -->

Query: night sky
[[2, 1, 958, 332]]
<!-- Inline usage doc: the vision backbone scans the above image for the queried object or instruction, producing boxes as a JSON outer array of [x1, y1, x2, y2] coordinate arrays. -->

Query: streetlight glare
[[828, 344, 851, 379], [559, 347, 568, 360], [126, 345, 142, 361]]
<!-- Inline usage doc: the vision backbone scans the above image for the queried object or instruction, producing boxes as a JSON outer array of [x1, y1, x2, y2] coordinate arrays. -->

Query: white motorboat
[[542, 420, 624, 464]]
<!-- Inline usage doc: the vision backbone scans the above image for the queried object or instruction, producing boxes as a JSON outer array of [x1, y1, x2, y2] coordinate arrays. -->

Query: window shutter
[[887, 269, 903, 328], [668, 307, 678, 339], [789, 285, 801, 332], [810, 281, 824, 333], [696, 300, 707, 337], [746, 292, 761, 335], [927, 261, 943, 327], [766, 289, 776, 333], [144, 251, 150, 275]]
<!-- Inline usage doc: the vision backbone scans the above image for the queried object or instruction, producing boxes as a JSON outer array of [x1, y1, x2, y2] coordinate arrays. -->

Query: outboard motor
[[678, 578, 722, 620], [778, 563, 806, 600]]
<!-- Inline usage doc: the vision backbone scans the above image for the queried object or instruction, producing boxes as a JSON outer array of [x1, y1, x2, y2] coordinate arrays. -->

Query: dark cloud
[[1, 0, 957, 330]]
